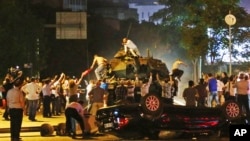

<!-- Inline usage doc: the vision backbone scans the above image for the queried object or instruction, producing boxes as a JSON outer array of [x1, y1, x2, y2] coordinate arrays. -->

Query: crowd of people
[[1, 37, 250, 140], [2, 65, 250, 140], [0, 69, 91, 140], [0, 37, 189, 140], [182, 71, 250, 122]]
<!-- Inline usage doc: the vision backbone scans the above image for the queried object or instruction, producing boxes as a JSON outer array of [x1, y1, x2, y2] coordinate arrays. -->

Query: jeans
[[95, 64, 106, 80], [28, 99, 39, 120], [52, 96, 61, 115], [65, 108, 85, 135], [208, 91, 219, 107]]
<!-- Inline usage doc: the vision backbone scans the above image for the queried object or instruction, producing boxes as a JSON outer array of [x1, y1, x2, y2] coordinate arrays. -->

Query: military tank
[[105, 48, 170, 80], [102, 47, 178, 106]]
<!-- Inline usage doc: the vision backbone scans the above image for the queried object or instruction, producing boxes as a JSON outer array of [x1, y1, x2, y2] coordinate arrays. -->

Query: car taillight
[[115, 117, 129, 129]]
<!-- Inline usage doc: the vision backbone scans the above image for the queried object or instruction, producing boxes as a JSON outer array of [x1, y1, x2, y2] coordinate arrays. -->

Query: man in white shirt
[[51, 73, 65, 116], [21, 77, 42, 121], [7, 79, 25, 141], [122, 38, 141, 57], [140, 72, 152, 97]]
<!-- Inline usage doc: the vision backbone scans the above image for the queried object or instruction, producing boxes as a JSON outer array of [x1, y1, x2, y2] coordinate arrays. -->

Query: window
[[63, 0, 86, 11]]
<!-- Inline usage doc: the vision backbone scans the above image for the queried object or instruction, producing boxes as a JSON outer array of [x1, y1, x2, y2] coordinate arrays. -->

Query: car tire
[[140, 93, 163, 120], [222, 100, 241, 121]]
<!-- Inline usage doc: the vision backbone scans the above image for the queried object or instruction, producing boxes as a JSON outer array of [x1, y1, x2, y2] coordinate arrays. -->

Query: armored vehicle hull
[[106, 49, 170, 80]]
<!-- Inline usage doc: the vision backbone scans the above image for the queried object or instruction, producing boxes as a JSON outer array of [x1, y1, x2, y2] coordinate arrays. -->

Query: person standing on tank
[[90, 54, 108, 80], [122, 37, 141, 57]]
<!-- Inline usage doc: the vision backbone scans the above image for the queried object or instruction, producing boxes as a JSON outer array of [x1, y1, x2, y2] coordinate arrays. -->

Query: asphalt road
[[0, 132, 230, 141], [0, 99, 231, 141], [0, 132, 121, 141]]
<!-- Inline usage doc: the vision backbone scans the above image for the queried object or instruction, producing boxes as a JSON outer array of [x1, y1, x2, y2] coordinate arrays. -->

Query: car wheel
[[222, 100, 241, 121], [140, 93, 163, 120]]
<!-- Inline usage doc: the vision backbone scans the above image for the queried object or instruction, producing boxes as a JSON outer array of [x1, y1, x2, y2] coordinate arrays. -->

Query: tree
[[152, 0, 250, 81], [0, 0, 47, 79]]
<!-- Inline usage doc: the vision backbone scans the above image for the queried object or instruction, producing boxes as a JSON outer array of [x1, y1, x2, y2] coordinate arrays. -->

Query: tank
[[103, 47, 178, 105], [105, 48, 170, 80]]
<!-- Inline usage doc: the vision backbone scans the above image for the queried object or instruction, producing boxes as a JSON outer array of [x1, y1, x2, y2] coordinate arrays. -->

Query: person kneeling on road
[[65, 100, 85, 139]]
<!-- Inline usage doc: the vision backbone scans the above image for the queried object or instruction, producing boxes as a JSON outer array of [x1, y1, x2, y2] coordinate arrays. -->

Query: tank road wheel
[[40, 123, 54, 136], [56, 123, 66, 136], [140, 93, 163, 120], [222, 100, 241, 121]]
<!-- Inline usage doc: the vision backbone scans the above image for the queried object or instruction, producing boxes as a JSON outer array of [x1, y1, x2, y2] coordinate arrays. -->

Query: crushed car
[[95, 93, 244, 140]]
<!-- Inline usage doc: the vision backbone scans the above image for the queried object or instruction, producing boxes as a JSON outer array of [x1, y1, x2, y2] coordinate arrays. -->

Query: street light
[[225, 11, 236, 76]]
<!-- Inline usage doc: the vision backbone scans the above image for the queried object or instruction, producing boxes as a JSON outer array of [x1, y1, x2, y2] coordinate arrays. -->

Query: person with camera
[[2, 68, 23, 121]]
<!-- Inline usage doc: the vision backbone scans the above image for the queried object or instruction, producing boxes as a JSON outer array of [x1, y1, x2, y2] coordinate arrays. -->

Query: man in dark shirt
[[115, 80, 127, 102], [183, 80, 199, 106], [194, 78, 208, 107], [88, 80, 106, 116]]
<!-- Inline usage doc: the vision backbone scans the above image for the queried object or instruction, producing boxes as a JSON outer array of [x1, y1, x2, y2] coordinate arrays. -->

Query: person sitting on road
[[90, 54, 108, 80], [122, 38, 141, 57]]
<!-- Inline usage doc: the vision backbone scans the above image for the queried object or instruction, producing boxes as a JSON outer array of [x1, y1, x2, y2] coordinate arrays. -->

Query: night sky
[[240, 0, 250, 13]]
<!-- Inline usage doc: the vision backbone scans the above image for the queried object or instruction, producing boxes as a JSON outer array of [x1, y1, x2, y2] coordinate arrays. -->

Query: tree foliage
[[151, 0, 250, 75], [0, 0, 46, 79]]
